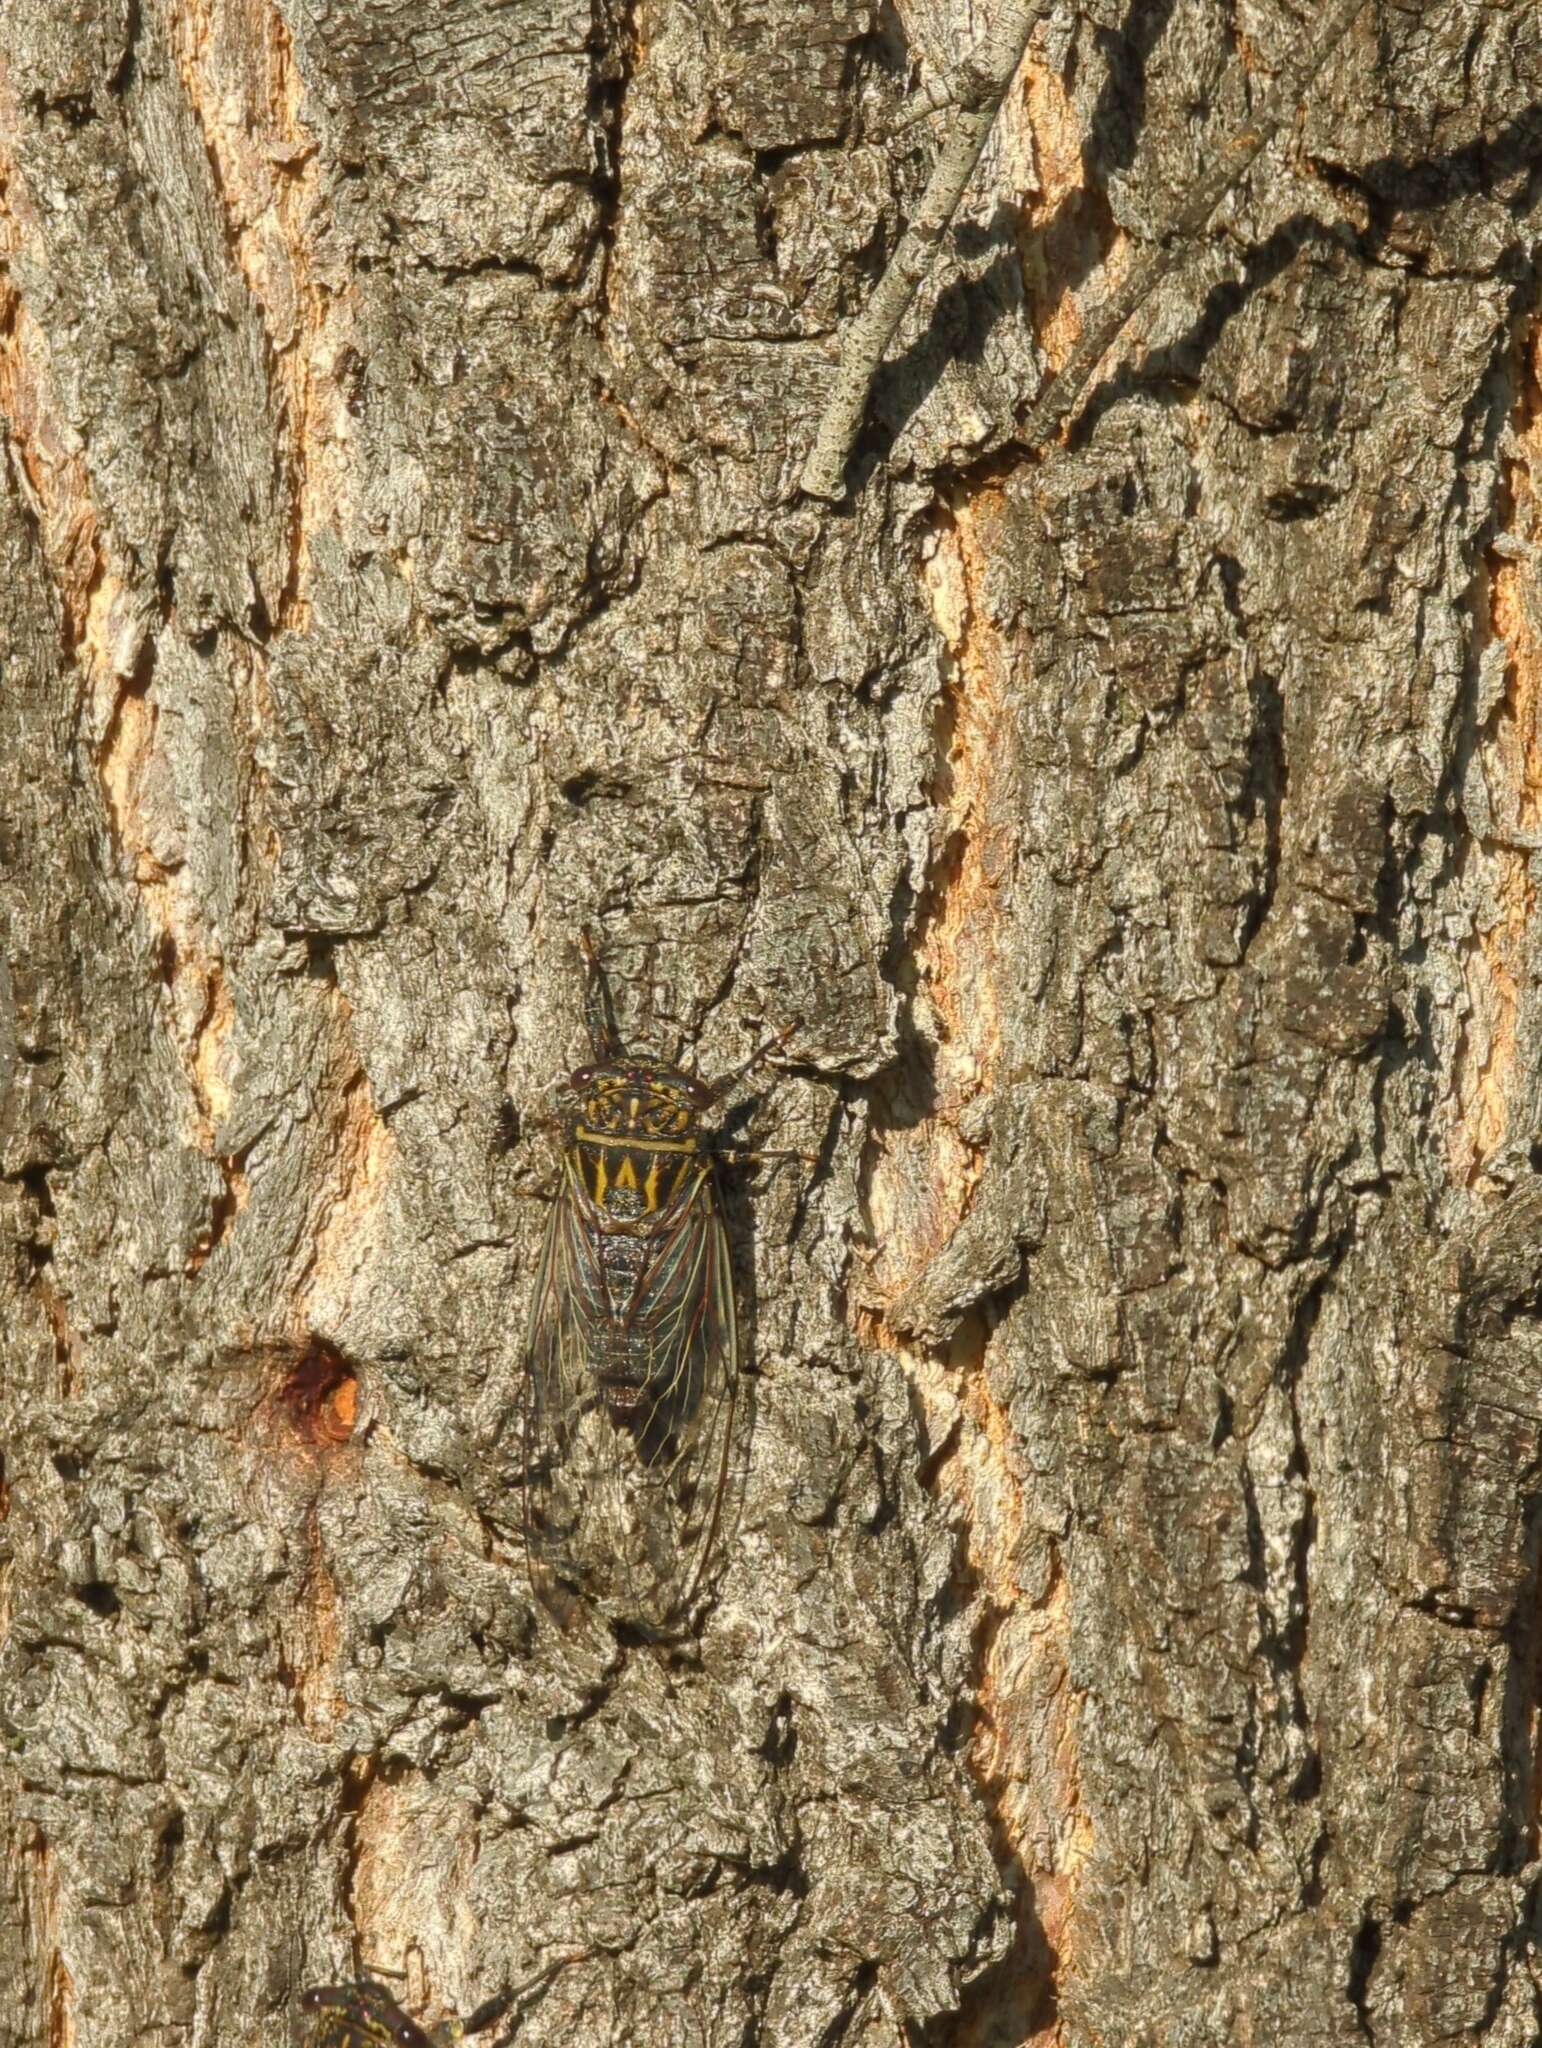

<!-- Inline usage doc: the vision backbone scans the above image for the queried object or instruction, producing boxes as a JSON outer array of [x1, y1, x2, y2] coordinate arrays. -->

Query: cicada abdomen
[[522, 933, 740, 1632]]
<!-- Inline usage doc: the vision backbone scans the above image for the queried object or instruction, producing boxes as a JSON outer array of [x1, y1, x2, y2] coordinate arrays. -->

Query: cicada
[[301, 1980, 509, 2048], [522, 932, 783, 1631]]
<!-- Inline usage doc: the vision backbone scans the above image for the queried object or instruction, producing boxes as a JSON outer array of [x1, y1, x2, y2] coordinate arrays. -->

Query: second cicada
[[301, 1979, 510, 2047], [521, 932, 783, 1632]]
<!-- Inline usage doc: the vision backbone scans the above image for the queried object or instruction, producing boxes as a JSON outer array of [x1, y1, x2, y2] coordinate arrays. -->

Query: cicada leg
[[706, 1021, 798, 1114], [578, 926, 620, 1061], [716, 1146, 819, 1168], [459, 1991, 515, 2038]]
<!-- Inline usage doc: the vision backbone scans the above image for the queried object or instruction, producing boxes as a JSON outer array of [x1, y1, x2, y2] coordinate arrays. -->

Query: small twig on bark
[[800, 0, 1370, 503], [1019, 0, 1371, 450], [799, 0, 1051, 501]]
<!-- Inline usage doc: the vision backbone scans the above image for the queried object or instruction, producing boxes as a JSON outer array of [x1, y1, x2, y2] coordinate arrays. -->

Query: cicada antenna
[[707, 1022, 819, 1167], [578, 927, 620, 1063]]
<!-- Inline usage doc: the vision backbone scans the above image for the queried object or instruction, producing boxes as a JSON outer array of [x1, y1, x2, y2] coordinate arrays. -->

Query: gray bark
[[1, 2, 1541, 2045], [800, 0, 1050, 500]]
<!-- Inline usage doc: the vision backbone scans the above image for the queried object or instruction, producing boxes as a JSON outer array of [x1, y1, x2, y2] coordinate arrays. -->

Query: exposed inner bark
[[1455, 327, 1542, 1187]]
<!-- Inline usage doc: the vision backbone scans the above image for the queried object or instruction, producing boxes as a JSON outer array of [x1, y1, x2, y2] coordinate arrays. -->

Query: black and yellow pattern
[[300, 1981, 443, 2048], [569, 1068, 705, 1222], [302, 1981, 511, 2048], [522, 937, 740, 1633]]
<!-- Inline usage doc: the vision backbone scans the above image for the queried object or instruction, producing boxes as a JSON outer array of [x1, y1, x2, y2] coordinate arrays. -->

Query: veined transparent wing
[[522, 1158, 737, 1632]]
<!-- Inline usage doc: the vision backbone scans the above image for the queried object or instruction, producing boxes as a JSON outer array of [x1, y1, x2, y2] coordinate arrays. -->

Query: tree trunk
[[3, 1, 1542, 2043]]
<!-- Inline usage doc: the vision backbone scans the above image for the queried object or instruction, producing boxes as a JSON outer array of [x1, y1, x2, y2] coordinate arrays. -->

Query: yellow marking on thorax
[[575, 1129, 700, 1154]]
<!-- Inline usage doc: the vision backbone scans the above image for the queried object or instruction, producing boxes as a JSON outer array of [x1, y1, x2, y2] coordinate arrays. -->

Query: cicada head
[[565, 1059, 714, 1139], [300, 1982, 437, 2048]]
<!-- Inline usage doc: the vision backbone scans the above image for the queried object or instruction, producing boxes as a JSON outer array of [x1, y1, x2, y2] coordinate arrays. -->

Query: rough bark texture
[[3, 2, 1542, 2045]]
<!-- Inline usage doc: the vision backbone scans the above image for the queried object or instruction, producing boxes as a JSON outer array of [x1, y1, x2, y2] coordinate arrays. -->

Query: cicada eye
[[570, 1066, 592, 1089]]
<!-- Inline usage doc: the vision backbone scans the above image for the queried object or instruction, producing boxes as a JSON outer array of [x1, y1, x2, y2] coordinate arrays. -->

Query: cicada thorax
[[569, 1063, 706, 1219]]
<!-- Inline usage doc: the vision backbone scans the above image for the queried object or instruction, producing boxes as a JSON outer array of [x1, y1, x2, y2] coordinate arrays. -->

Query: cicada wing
[[522, 1161, 738, 1633], [601, 1173, 738, 1630]]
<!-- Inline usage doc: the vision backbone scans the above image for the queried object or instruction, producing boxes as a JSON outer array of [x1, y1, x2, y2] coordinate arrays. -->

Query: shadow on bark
[[848, 89, 1542, 487]]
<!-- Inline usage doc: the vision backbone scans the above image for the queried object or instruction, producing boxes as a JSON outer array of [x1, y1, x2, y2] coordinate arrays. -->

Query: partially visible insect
[[521, 930, 797, 1632], [300, 1979, 511, 2048]]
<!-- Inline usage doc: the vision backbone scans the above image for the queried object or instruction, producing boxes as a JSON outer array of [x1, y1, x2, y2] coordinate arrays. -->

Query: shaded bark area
[[2, 2, 1541, 2045]]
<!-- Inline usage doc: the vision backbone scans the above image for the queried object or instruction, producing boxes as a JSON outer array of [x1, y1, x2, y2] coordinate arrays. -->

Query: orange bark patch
[[20, 1833, 75, 2048], [863, 1310, 1088, 2042], [923, 1317, 1087, 2048], [855, 482, 1086, 2037], [47, 1942, 74, 2048], [170, 0, 355, 626], [349, 1771, 481, 2012], [299, 1016, 397, 1336], [97, 669, 244, 1166], [278, 1531, 348, 1730], [965, 1579, 1092, 2047], [1013, 46, 1129, 376], [862, 486, 1012, 1316], [32, 1273, 83, 1400], [1, 109, 243, 1224], [248, 985, 394, 1401], [191, 968, 239, 1128], [1452, 327, 1542, 1185]]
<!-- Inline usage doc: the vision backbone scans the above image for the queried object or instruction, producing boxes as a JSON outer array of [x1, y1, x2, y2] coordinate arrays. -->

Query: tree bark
[[2, 1, 1541, 2045]]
